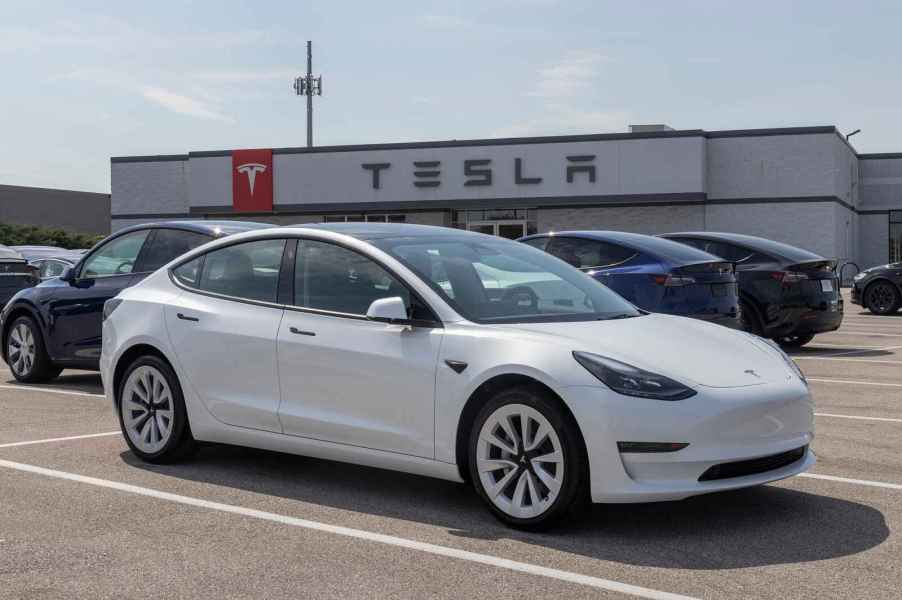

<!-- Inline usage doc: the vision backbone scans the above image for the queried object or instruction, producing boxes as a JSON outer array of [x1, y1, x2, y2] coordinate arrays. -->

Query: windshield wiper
[[599, 313, 640, 320]]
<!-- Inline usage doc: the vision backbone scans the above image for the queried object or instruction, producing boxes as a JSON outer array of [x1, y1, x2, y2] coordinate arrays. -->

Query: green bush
[[0, 223, 104, 250]]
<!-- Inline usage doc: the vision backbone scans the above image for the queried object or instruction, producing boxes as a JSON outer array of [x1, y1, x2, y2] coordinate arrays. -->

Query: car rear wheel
[[777, 333, 815, 348], [865, 281, 901, 315], [468, 385, 587, 530], [117, 355, 196, 464], [5, 316, 61, 383], [739, 300, 764, 336]]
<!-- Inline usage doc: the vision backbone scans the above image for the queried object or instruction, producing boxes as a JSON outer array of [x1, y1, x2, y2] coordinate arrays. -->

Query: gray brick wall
[[0, 184, 109, 235], [111, 160, 188, 216], [537, 204, 705, 234]]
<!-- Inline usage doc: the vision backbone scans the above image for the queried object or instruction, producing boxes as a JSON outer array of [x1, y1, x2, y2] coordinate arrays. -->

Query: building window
[[891, 211, 902, 264], [451, 208, 537, 239], [323, 214, 405, 223]]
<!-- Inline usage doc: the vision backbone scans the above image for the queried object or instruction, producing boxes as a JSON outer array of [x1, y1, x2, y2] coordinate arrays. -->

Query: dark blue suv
[[1, 220, 271, 382], [519, 231, 741, 328]]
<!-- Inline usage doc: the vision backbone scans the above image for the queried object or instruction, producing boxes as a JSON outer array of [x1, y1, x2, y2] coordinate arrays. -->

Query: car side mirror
[[60, 267, 76, 284], [366, 296, 409, 324]]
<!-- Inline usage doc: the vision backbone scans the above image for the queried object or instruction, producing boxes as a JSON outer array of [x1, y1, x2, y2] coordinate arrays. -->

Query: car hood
[[497, 314, 790, 388]]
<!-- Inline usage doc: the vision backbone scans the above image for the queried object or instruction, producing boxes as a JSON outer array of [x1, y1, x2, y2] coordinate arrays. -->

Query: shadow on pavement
[[121, 444, 889, 570], [2, 370, 103, 395]]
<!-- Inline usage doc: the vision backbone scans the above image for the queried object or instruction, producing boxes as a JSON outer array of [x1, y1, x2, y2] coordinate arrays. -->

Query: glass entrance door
[[468, 221, 527, 239]]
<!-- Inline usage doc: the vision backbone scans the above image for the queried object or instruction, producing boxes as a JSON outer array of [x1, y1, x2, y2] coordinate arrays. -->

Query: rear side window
[[137, 229, 210, 273], [547, 237, 635, 269], [174, 239, 286, 303], [294, 240, 410, 316], [672, 238, 757, 263]]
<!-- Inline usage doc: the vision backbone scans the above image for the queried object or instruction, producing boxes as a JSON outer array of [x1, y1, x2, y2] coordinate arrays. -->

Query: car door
[[277, 237, 443, 458], [165, 238, 287, 432], [48, 229, 151, 362]]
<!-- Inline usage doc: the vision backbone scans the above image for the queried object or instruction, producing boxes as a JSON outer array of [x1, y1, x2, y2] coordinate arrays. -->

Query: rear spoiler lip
[[787, 259, 838, 272]]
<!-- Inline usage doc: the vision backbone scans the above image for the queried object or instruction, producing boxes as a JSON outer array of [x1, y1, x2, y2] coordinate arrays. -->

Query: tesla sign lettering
[[232, 149, 273, 212]]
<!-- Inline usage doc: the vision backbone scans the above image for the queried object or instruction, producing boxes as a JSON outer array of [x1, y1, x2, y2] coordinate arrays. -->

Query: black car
[[1, 220, 272, 382], [660, 232, 842, 347], [851, 262, 902, 314], [0, 245, 38, 307], [12, 246, 87, 280]]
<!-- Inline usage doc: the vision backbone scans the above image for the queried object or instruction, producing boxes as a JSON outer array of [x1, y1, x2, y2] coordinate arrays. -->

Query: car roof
[[661, 231, 826, 262], [0, 245, 26, 262], [521, 230, 726, 264], [115, 219, 275, 238], [289, 222, 493, 241]]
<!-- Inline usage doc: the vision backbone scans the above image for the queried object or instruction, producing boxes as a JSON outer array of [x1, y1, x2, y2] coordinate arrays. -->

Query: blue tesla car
[[519, 231, 741, 328]]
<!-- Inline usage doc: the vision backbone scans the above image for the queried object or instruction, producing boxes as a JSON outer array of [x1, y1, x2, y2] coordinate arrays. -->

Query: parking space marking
[[0, 459, 696, 600], [825, 331, 902, 337], [0, 432, 120, 449], [800, 473, 902, 490], [800, 343, 889, 350], [0, 384, 104, 398], [794, 356, 902, 365], [815, 413, 902, 423], [808, 377, 902, 388]]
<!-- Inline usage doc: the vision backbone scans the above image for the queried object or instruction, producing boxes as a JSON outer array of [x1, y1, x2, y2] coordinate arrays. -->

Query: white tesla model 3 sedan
[[100, 223, 814, 529]]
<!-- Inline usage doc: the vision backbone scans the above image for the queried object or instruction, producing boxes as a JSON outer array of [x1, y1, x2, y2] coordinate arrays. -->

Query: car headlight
[[572, 351, 696, 400], [760, 337, 808, 386]]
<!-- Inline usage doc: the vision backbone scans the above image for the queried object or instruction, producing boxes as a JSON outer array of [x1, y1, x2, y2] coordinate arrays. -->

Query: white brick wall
[[538, 204, 705, 234]]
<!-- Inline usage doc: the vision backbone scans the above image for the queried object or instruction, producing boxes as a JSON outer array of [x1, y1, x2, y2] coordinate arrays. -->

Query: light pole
[[293, 41, 323, 147]]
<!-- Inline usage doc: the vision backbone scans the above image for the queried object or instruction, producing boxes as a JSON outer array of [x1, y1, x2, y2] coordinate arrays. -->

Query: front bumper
[[561, 378, 814, 503]]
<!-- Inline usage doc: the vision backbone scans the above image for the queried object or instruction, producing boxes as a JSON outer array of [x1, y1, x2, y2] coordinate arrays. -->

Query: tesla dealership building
[[111, 125, 902, 271]]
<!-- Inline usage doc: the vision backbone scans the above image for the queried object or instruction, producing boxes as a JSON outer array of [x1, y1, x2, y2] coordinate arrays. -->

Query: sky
[[1, 0, 900, 194]]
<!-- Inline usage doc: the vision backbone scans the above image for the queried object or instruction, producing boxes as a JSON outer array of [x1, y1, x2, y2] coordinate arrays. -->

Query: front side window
[[373, 235, 640, 323], [520, 237, 549, 251], [81, 230, 151, 278], [175, 239, 285, 303], [137, 229, 210, 273], [294, 240, 411, 316]]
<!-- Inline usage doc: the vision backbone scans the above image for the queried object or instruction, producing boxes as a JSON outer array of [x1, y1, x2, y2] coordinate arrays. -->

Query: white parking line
[[815, 413, 902, 423], [0, 459, 695, 600], [0, 431, 120, 449], [799, 473, 902, 490], [801, 343, 888, 350], [825, 331, 902, 337], [0, 384, 104, 398], [808, 378, 902, 388], [794, 356, 902, 365]]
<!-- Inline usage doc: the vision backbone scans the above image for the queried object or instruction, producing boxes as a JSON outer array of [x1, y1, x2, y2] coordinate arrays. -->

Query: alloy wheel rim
[[7, 323, 35, 377], [869, 284, 894, 312], [476, 404, 564, 519], [121, 366, 174, 454]]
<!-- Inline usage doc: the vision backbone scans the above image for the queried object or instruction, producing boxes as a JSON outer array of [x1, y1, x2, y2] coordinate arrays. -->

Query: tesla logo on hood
[[232, 149, 273, 212], [744, 369, 761, 378]]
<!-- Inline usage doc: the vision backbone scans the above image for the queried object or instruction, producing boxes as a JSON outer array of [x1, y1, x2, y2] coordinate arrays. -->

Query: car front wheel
[[117, 355, 196, 464], [5, 316, 61, 383], [468, 385, 587, 530], [865, 281, 901, 315]]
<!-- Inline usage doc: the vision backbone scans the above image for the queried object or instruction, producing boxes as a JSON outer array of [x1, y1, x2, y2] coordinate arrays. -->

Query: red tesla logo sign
[[232, 149, 273, 212]]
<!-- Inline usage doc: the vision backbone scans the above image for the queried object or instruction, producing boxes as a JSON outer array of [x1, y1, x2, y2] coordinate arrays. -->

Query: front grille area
[[698, 446, 807, 482]]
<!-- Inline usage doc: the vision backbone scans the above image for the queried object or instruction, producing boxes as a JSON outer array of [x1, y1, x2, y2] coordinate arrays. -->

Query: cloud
[[193, 69, 299, 83], [142, 86, 232, 122], [416, 15, 470, 29], [528, 50, 611, 99]]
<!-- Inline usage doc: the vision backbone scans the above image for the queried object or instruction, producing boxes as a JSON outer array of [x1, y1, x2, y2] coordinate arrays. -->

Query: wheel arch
[[1, 303, 46, 363], [863, 277, 902, 301], [453, 372, 589, 483], [111, 343, 177, 407]]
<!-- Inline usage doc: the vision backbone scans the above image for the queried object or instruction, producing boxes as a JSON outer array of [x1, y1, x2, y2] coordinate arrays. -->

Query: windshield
[[371, 234, 641, 323]]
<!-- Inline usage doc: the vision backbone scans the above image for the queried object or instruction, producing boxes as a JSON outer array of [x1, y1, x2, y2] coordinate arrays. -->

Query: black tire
[[4, 316, 62, 383], [468, 385, 588, 530], [777, 333, 815, 348], [739, 300, 764, 336], [116, 354, 196, 464], [865, 281, 901, 315]]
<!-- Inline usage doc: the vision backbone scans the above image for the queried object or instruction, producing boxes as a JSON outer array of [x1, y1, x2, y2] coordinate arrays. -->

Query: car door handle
[[289, 327, 316, 336], [176, 313, 199, 322]]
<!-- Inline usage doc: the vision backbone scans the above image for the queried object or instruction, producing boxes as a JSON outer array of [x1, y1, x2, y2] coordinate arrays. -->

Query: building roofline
[[0, 183, 109, 197], [859, 152, 902, 160], [109, 125, 865, 164]]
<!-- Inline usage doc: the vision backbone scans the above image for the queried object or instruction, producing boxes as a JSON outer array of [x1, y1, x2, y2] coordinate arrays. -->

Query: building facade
[[110, 126, 902, 270], [0, 184, 110, 235]]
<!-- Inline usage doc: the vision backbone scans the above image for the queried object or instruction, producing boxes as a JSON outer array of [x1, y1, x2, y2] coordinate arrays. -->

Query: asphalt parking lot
[[1, 289, 900, 599]]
